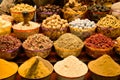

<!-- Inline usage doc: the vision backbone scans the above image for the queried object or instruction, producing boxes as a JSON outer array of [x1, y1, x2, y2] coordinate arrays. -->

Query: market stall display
[[0, 0, 119, 80]]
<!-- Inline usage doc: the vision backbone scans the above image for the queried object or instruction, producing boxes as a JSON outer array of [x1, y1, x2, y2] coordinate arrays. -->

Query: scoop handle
[[22, 11, 30, 26]]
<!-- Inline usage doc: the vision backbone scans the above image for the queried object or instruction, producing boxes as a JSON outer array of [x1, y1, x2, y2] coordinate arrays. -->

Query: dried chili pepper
[[85, 34, 114, 49]]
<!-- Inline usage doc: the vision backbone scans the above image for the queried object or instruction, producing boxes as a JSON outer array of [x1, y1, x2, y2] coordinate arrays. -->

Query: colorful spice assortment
[[0, 1, 120, 80]]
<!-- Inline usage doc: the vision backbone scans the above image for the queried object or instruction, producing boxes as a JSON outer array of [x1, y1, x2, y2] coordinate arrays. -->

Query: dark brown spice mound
[[0, 35, 21, 52]]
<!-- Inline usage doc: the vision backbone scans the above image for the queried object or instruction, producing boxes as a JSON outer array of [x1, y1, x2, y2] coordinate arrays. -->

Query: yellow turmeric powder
[[88, 54, 120, 77], [0, 59, 18, 79], [18, 56, 52, 79]]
